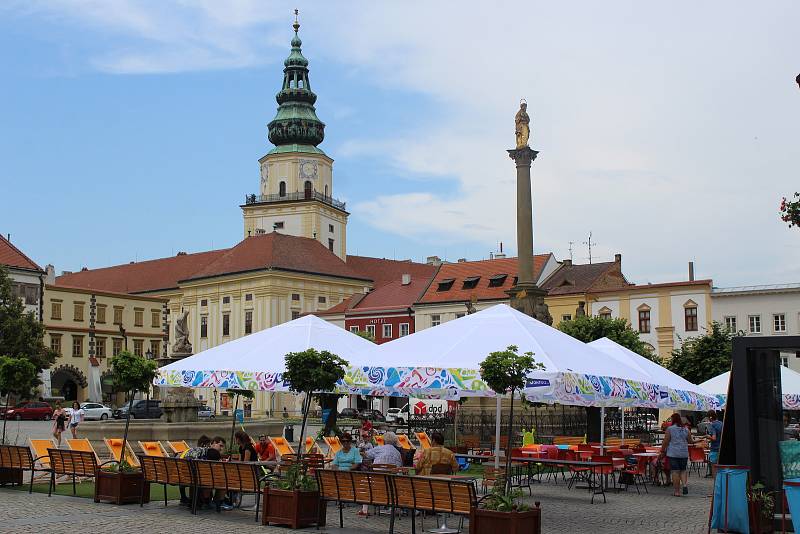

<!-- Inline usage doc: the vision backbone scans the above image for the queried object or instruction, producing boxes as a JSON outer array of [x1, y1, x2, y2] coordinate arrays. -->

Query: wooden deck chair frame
[[138, 441, 168, 457], [396, 434, 413, 450], [374, 435, 385, 446], [29, 438, 55, 469], [269, 436, 295, 458], [304, 436, 317, 454], [323, 436, 342, 458], [65, 438, 100, 461], [415, 431, 432, 450], [166, 440, 190, 456], [104, 438, 140, 467]]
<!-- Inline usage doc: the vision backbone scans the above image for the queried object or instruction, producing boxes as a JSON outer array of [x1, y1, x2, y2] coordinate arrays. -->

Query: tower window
[[279, 181, 286, 197], [304, 181, 313, 199], [328, 238, 334, 251], [329, 224, 334, 233]]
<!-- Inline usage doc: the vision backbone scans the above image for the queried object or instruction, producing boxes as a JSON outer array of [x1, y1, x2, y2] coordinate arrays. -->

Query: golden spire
[[293, 9, 300, 33]]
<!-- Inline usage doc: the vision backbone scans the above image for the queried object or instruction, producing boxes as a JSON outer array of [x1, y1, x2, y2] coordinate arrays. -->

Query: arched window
[[304, 181, 313, 199], [279, 181, 286, 197]]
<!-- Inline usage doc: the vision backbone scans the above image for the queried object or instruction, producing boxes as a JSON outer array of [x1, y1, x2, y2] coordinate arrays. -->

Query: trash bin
[[284, 424, 294, 442]]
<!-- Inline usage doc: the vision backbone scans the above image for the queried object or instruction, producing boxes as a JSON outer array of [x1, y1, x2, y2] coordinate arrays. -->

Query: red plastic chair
[[566, 449, 591, 489], [621, 455, 649, 494], [592, 454, 616, 490], [688, 446, 707, 477]]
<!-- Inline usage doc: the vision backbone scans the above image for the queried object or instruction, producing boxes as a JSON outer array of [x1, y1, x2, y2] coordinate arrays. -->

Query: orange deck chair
[[29, 438, 55, 471], [415, 432, 432, 450], [138, 441, 168, 457], [304, 436, 318, 454], [374, 434, 385, 446], [323, 436, 342, 457], [269, 436, 295, 459], [66, 438, 100, 460], [104, 438, 140, 467], [166, 440, 190, 456], [397, 434, 413, 450]]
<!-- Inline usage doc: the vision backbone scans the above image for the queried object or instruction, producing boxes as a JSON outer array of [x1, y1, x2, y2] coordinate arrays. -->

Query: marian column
[[506, 101, 552, 325]]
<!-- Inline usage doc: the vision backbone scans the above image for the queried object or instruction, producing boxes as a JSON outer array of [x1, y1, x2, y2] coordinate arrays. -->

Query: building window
[[318, 296, 326, 304], [638, 309, 651, 334], [783, 357, 789, 368], [222, 296, 230, 305], [200, 299, 208, 307], [462, 276, 481, 290], [151, 310, 160, 328], [774, 313, 787, 333], [431, 315, 441, 327], [134, 308, 144, 327], [74, 303, 84, 322], [96, 337, 106, 358], [684, 307, 698, 331], [724, 316, 737, 332], [328, 224, 334, 233], [328, 238, 334, 252], [274, 221, 285, 229], [23, 285, 37, 305], [749, 315, 761, 334], [113, 306, 123, 325], [349, 326, 359, 333], [222, 314, 230, 336], [366, 324, 376, 337], [599, 311, 612, 319], [304, 180, 313, 199], [245, 293, 253, 302], [400, 323, 410, 337], [133, 339, 143, 356], [562, 314, 572, 322], [51, 301, 62, 320], [279, 181, 286, 197], [150, 340, 160, 358], [455, 313, 466, 319], [72, 335, 83, 357], [112, 338, 123, 356], [50, 335, 61, 356], [96, 305, 106, 324], [488, 274, 508, 287], [200, 316, 208, 338], [245, 311, 253, 334], [436, 279, 455, 292], [382, 324, 392, 339], [291, 293, 300, 301], [291, 311, 300, 320]]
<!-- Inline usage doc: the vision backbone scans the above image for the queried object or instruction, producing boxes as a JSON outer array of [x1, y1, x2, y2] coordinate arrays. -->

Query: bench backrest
[[66, 438, 99, 461], [48, 448, 97, 477], [553, 436, 584, 445], [606, 438, 640, 447], [317, 469, 393, 507], [0, 445, 33, 470], [393, 475, 476, 515], [193, 460, 259, 492], [139, 455, 194, 486]]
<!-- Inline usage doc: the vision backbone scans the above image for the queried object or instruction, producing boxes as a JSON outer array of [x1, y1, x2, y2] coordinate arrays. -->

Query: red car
[[3, 401, 53, 421]]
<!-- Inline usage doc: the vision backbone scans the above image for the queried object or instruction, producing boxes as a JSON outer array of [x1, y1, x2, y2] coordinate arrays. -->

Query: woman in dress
[[659, 412, 697, 496], [51, 402, 67, 446]]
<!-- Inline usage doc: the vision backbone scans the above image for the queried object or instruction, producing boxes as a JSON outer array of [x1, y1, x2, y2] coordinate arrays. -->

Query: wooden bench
[[47, 448, 104, 496], [192, 459, 262, 520], [0, 444, 49, 493], [317, 469, 394, 530], [138, 454, 194, 507], [605, 438, 640, 448], [393, 474, 477, 534], [553, 436, 584, 446]]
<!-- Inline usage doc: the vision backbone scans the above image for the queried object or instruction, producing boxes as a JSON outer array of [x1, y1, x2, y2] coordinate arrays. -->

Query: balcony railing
[[244, 191, 346, 211]]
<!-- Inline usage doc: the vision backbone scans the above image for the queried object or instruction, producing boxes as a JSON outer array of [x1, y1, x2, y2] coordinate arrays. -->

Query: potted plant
[[0, 355, 37, 485], [748, 482, 776, 534], [261, 348, 347, 528], [473, 345, 544, 534], [95, 350, 157, 505]]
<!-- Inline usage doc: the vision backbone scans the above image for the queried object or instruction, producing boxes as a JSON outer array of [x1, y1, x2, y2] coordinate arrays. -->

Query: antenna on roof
[[568, 241, 574, 262], [582, 232, 595, 264]]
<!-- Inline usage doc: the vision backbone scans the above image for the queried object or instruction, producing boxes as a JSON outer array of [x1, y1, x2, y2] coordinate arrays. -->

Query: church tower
[[242, 13, 348, 259]]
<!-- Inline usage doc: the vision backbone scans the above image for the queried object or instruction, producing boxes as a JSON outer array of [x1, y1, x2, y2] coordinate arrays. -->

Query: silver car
[[79, 402, 113, 420]]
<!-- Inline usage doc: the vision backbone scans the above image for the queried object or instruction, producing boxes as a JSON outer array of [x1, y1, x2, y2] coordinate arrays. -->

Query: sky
[[1, 1, 798, 287]]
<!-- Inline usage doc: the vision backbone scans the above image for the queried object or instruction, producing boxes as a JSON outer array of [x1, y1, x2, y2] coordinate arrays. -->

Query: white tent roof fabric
[[699, 366, 800, 410]]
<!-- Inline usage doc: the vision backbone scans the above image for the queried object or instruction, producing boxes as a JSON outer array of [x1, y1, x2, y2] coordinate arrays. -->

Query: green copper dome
[[267, 18, 326, 155]]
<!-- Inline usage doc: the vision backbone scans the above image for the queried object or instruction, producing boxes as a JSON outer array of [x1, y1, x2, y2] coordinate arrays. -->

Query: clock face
[[299, 161, 318, 179]]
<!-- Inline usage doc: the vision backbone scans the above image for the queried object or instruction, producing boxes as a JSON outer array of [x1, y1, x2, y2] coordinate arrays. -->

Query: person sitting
[[331, 433, 362, 471], [364, 431, 403, 468], [255, 434, 276, 464], [204, 437, 234, 511], [415, 432, 459, 475], [356, 429, 374, 455], [235, 430, 257, 462], [179, 435, 211, 505]]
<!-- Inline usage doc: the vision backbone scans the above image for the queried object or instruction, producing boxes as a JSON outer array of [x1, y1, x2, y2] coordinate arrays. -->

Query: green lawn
[[9, 480, 182, 500]]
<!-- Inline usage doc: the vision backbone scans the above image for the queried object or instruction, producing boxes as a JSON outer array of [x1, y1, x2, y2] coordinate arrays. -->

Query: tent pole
[[600, 407, 605, 454], [494, 396, 502, 469], [621, 409, 625, 442]]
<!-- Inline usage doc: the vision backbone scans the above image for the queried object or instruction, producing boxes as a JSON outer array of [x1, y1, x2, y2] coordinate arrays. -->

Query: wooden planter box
[[470, 505, 541, 534], [94, 470, 150, 505], [0, 468, 23, 486], [262, 487, 325, 529]]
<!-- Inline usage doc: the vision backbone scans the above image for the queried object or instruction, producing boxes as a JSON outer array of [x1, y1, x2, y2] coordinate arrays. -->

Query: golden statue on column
[[514, 100, 530, 149]]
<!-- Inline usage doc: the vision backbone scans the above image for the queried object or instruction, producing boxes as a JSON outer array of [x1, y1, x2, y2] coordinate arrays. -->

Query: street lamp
[[145, 349, 153, 416]]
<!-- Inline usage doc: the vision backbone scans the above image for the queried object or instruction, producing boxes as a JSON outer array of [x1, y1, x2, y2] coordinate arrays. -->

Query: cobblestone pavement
[[0, 475, 713, 534]]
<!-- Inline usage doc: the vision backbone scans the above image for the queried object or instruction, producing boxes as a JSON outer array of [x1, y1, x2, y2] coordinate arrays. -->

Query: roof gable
[[0, 235, 42, 272], [542, 261, 630, 296]]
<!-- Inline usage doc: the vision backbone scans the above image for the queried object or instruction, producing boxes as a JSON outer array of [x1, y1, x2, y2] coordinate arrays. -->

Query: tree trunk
[[2, 394, 10, 444], [296, 393, 312, 463], [504, 389, 516, 494], [120, 391, 135, 468]]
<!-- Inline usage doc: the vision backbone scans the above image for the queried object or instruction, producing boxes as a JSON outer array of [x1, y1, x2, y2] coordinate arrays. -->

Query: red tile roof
[[183, 233, 370, 283], [417, 255, 551, 304], [314, 295, 359, 316], [345, 255, 437, 288], [542, 261, 630, 296], [56, 248, 228, 294], [349, 272, 436, 313], [0, 235, 42, 272]]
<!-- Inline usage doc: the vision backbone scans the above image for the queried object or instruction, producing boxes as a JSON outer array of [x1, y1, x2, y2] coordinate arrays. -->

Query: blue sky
[[1, 1, 798, 287]]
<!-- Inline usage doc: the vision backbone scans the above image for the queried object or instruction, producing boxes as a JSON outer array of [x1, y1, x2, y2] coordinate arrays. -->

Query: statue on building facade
[[172, 310, 192, 355], [514, 100, 530, 149]]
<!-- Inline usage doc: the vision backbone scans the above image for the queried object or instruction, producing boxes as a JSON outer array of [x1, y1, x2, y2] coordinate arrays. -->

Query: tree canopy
[[558, 314, 658, 362], [284, 348, 348, 395], [480, 345, 543, 395], [0, 355, 38, 399], [780, 192, 800, 228], [109, 350, 158, 394], [666, 321, 733, 385]]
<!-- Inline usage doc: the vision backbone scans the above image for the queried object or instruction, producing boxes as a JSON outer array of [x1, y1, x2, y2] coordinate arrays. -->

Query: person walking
[[51, 402, 67, 446], [660, 412, 697, 496], [68, 401, 84, 439], [707, 410, 723, 474]]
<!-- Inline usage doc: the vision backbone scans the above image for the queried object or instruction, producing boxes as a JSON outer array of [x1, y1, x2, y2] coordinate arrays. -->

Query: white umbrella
[[700, 366, 800, 410], [154, 314, 374, 391]]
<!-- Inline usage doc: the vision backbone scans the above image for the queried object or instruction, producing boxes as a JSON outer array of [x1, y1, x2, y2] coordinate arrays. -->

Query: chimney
[[45, 264, 55, 285], [563, 259, 572, 267], [614, 253, 622, 264], [426, 255, 442, 266], [401, 274, 411, 285], [61, 270, 72, 276], [457, 258, 467, 263], [176, 251, 187, 256], [688, 261, 695, 281], [494, 253, 506, 259]]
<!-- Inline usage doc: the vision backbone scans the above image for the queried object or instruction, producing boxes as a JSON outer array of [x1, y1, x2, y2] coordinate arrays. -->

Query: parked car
[[113, 399, 162, 419], [79, 402, 113, 420], [359, 409, 386, 422], [198, 405, 214, 418], [3, 401, 53, 421], [385, 406, 408, 424], [339, 408, 360, 419]]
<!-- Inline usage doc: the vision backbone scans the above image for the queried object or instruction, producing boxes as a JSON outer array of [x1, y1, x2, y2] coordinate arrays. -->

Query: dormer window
[[437, 279, 455, 292], [462, 276, 481, 289], [488, 274, 508, 287]]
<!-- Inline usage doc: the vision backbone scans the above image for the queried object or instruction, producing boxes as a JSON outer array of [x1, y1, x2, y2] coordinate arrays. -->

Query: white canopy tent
[[699, 366, 800, 410]]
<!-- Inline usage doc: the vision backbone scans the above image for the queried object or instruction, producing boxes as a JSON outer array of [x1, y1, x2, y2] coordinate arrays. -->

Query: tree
[[0, 356, 37, 443], [108, 351, 157, 469], [284, 349, 348, 461], [780, 193, 800, 228], [480, 345, 544, 493], [666, 321, 733, 385], [0, 267, 56, 389], [559, 314, 658, 362], [354, 330, 375, 343]]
